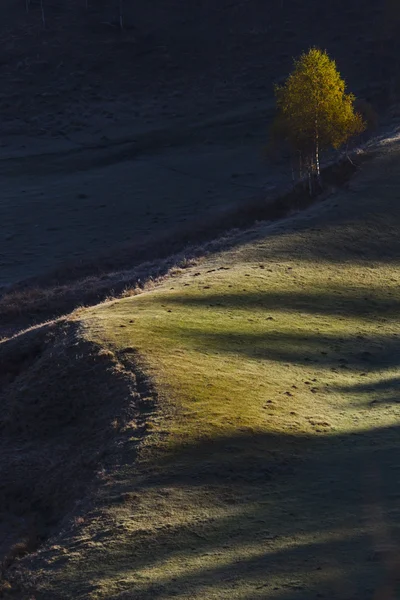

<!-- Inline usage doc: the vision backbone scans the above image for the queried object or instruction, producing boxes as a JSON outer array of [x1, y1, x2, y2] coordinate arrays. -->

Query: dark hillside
[[0, 0, 397, 135]]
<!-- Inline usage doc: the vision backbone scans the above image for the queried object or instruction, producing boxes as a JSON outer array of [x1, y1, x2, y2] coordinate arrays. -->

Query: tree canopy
[[273, 48, 365, 188]]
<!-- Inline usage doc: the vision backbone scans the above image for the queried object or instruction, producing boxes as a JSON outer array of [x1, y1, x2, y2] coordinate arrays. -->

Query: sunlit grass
[[47, 147, 400, 599], [85, 261, 400, 448]]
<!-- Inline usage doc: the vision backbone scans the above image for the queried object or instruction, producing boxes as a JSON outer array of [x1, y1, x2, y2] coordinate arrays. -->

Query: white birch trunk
[[315, 112, 321, 184]]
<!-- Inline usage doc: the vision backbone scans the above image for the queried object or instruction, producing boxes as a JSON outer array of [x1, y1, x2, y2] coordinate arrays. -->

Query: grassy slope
[[15, 144, 400, 599], [0, 320, 149, 593]]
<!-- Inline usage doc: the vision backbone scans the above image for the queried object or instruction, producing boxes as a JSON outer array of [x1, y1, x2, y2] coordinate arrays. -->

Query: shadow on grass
[[166, 288, 400, 320], [81, 290, 400, 596], [11, 312, 400, 596], [86, 425, 400, 599], [0, 155, 366, 335], [2, 144, 400, 337], [160, 283, 400, 372], [163, 327, 400, 372], [337, 376, 400, 407]]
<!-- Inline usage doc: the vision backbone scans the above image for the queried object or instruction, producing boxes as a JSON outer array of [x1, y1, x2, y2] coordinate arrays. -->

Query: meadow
[[2, 137, 399, 599]]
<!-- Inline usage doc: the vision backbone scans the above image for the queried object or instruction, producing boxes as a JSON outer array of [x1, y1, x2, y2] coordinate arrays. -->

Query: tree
[[272, 48, 365, 193]]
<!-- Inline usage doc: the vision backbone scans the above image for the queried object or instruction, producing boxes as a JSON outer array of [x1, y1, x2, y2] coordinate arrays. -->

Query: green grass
[[87, 265, 399, 446], [14, 146, 400, 599]]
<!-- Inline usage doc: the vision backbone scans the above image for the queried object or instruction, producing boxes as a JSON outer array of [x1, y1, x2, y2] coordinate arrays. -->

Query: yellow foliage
[[274, 48, 365, 164]]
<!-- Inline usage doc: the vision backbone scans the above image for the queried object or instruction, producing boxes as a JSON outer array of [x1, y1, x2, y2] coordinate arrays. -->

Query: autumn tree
[[272, 48, 365, 193]]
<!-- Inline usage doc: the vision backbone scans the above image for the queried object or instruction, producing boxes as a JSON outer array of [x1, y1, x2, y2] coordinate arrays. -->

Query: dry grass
[[3, 137, 399, 599], [1, 1, 400, 596], [0, 319, 150, 595], [0, 155, 362, 339]]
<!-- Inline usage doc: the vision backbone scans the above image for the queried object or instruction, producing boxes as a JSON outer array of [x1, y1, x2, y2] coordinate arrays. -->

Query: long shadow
[[78, 287, 400, 595], [166, 288, 400, 320], [161, 285, 400, 374], [337, 376, 400, 407], [74, 425, 400, 599], [75, 285, 399, 596], [152, 326, 400, 373], [3, 140, 400, 339]]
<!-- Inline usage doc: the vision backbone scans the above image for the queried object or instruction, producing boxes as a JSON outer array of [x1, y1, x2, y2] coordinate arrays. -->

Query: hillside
[[0, 0, 397, 135], [0, 0, 399, 289], [2, 135, 400, 598]]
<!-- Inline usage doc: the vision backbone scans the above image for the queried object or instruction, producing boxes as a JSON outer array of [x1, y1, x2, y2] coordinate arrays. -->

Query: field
[[2, 136, 400, 599], [1, 0, 400, 597], [0, 104, 283, 288], [0, 0, 397, 288]]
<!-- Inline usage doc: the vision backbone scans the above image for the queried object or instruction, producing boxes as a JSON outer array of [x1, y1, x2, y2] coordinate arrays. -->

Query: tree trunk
[[315, 112, 321, 187], [119, 0, 124, 30], [298, 151, 303, 180], [315, 113, 321, 185], [308, 161, 313, 196], [40, 0, 45, 28]]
